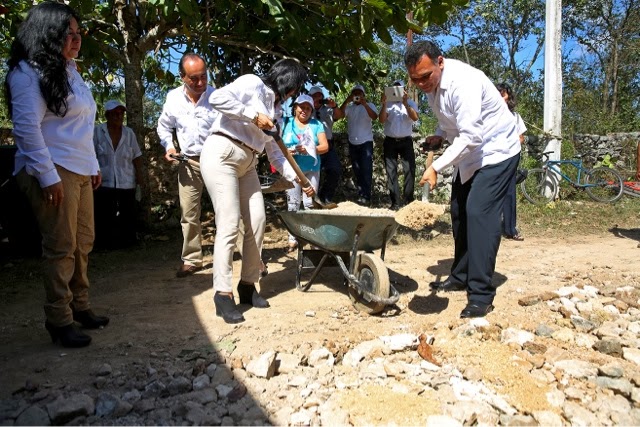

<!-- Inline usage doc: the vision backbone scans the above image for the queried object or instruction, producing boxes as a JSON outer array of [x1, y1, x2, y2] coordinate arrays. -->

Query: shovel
[[421, 150, 434, 203], [264, 129, 337, 210]]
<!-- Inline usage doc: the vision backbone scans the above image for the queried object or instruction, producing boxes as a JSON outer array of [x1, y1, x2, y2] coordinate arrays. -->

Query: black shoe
[[214, 292, 245, 324], [73, 309, 110, 329], [237, 281, 270, 308], [389, 204, 400, 211], [460, 303, 494, 318], [356, 197, 370, 206], [45, 321, 92, 348], [429, 278, 466, 292]]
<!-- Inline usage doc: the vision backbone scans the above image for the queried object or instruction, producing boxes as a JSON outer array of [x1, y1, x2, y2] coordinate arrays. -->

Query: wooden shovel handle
[[270, 133, 312, 189]]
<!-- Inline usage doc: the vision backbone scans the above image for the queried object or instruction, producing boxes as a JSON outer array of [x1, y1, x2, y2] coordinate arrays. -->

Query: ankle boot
[[214, 292, 245, 324], [73, 309, 110, 329], [237, 281, 270, 308], [45, 321, 92, 348]]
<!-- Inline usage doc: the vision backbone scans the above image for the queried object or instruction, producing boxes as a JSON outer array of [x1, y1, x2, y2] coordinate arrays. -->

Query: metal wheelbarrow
[[278, 209, 400, 314]]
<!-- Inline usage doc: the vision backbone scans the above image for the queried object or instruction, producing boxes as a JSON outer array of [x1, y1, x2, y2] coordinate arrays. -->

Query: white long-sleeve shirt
[[94, 123, 142, 189], [157, 85, 217, 157], [9, 60, 99, 187], [208, 74, 296, 182], [429, 59, 521, 184]]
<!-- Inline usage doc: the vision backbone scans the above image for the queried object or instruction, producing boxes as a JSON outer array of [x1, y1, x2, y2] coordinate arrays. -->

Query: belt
[[385, 136, 412, 142], [213, 132, 260, 155]]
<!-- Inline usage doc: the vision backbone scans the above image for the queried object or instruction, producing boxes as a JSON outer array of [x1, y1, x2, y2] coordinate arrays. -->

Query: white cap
[[393, 79, 405, 86], [105, 100, 126, 111], [294, 94, 314, 108], [351, 84, 365, 94], [308, 86, 324, 97]]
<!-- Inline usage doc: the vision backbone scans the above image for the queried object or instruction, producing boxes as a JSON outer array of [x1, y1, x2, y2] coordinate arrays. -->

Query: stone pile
[[2, 282, 640, 426]]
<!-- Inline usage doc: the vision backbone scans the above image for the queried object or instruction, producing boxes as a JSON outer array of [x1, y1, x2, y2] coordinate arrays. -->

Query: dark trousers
[[502, 169, 518, 236], [94, 187, 137, 249], [383, 136, 416, 206], [318, 141, 342, 203], [449, 154, 519, 305], [348, 141, 373, 201]]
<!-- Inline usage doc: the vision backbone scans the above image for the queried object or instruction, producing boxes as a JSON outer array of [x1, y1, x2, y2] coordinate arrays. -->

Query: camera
[[320, 99, 328, 106], [353, 96, 361, 102]]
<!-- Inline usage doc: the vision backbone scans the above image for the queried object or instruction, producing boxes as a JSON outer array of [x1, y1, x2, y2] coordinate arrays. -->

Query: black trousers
[[448, 154, 519, 305], [383, 136, 416, 206], [318, 140, 342, 203], [94, 187, 137, 249]]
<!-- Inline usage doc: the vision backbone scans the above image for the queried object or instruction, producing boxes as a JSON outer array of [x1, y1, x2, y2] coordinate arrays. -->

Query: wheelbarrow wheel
[[348, 253, 390, 315]]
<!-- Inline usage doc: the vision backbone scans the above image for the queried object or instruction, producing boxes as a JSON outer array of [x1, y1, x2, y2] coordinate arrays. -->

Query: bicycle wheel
[[520, 168, 557, 205], [584, 167, 624, 203]]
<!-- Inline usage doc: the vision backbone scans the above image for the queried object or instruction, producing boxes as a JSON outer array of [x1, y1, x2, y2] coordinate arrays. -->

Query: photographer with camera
[[339, 85, 378, 205], [379, 80, 419, 210], [309, 86, 344, 204]]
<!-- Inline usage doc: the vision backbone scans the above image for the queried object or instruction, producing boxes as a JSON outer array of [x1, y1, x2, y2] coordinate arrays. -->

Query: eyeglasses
[[184, 73, 208, 84]]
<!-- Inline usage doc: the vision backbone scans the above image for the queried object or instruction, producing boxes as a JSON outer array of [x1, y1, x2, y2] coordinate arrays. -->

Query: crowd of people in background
[[6, 1, 544, 345]]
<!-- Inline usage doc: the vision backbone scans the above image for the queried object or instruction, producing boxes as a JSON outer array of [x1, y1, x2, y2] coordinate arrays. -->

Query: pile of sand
[[314, 201, 395, 216], [395, 201, 446, 230]]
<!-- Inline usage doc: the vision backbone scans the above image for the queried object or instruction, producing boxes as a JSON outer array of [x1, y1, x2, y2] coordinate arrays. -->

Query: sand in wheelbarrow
[[324, 201, 396, 216], [395, 201, 446, 230]]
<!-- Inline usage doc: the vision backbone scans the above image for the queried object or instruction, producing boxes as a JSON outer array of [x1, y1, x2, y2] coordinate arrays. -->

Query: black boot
[[237, 281, 270, 308], [45, 321, 92, 348], [214, 292, 245, 324], [73, 309, 110, 329]]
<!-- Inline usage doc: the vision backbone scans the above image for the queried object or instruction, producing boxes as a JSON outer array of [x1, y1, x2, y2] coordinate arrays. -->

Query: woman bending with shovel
[[201, 59, 310, 324]]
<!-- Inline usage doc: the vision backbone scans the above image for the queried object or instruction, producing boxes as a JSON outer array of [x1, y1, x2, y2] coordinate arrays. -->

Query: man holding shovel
[[405, 41, 521, 318]]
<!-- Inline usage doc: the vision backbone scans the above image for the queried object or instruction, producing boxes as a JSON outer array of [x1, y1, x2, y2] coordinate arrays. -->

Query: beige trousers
[[178, 160, 205, 267], [200, 134, 265, 293], [17, 167, 94, 327]]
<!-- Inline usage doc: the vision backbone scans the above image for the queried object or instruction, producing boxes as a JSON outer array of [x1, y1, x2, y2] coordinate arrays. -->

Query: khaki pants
[[200, 134, 265, 292], [178, 160, 204, 267], [17, 167, 94, 327]]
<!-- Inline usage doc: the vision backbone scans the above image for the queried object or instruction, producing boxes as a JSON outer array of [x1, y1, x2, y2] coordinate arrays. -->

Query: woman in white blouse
[[6, 2, 109, 347], [202, 59, 311, 324]]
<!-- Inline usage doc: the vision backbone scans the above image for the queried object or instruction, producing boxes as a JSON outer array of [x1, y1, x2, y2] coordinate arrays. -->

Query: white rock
[[546, 389, 565, 407], [560, 297, 578, 315], [576, 301, 593, 314], [469, 318, 490, 328], [215, 384, 233, 398], [288, 375, 308, 388], [342, 349, 364, 367], [308, 348, 334, 367], [501, 328, 535, 346], [628, 322, 640, 335], [352, 339, 390, 358], [581, 285, 600, 298], [192, 374, 210, 391], [575, 333, 598, 348], [563, 401, 600, 426], [245, 350, 277, 379], [604, 305, 621, 316], [554, 360, 598, 379], [290, 409, 313, 426], [532, 410, 564, 426], [276, 353, 301, 374], [551, 328, 575, 343], [426, 415, 463, 427], [420, 360, 441, 371], [557, 286, 579, 297], [450, 376, 516, 415], [379, 333, 418, 351], [623, 348, 640, 365], [304, 310, 316, 317]]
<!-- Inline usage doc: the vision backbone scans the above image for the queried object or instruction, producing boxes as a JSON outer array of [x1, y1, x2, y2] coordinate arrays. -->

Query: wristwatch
[[251, 112, 259, 125]]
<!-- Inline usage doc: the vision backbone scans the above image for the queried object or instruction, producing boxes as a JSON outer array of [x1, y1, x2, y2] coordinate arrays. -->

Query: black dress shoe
[[429, 278, 466, 292], [214, 292, 245, 324], [73, 309, 110, 329], [460, 303, 494, 318], [45, 322, 92, 348], [237, 281, 270, 308]]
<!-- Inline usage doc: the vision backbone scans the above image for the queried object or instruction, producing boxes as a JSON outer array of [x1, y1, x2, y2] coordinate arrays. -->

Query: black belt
[[213, 132, 260, 155], [385, 136, 412, 142]]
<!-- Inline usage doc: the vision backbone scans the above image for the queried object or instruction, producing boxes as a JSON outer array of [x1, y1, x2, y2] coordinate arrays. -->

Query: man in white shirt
[[309, 86, 345, 203], [157, 53, 217, 278], [379, 80, 419, 210], [339, 85, 378, 205], [94, 100, 143, 248], [405, 41, 521, 318]]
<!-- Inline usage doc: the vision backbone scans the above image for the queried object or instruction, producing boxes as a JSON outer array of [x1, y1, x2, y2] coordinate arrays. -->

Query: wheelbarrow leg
[[296, 246, 331, 292]]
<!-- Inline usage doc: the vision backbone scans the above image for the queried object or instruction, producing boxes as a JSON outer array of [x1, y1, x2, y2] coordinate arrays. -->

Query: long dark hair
[[6, 2, 80, 117], [261, 59, 307, 103], [496, 83, 516, 112]]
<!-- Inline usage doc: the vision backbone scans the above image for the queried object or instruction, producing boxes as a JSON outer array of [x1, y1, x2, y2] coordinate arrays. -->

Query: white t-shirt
[[94, 123, 142, 189], [345, 102, 378, 145], [382, 100, 419, 138]]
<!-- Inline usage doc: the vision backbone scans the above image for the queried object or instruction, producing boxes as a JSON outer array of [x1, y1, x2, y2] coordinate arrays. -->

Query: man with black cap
[[379, 80, 419, 210], [339, 84, 378, 205], [308, 86, 344, 203], [94, 100, 144, 248]]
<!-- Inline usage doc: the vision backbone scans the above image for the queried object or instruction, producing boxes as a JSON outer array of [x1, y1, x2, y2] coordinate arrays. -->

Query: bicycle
[[520, 151, 624, 204]]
